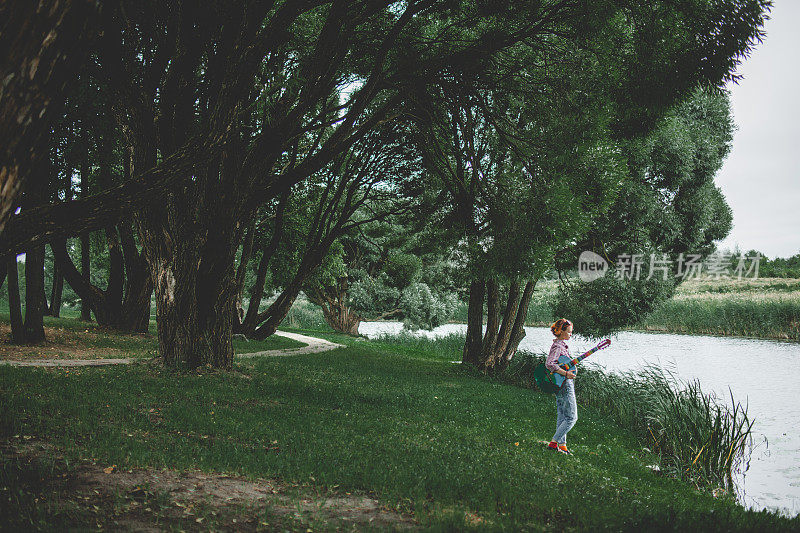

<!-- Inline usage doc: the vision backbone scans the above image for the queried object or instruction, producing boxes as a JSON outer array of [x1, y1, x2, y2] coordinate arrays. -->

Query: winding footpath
[[0, 331, 343, 368]]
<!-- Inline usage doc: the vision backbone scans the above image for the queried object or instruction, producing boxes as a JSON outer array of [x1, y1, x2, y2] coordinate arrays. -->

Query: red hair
[[550, 318, 572, 337]]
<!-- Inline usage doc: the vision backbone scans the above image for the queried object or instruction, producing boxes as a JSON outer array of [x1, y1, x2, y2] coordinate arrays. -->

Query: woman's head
[[551, 318, 573, 339]]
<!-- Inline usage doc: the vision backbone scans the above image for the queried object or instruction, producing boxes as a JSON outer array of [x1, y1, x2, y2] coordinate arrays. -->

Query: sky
[[714, 0, 800, 259]]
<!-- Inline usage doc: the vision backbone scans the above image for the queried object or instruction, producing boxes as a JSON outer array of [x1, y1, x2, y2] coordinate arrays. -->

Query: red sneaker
[[558, 444, 573, 456], [547, 441, 559, 450]]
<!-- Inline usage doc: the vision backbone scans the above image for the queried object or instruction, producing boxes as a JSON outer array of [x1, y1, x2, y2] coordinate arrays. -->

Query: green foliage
[[384, 252, 422, 289], [553, 89, 741, 335], [304, 214, 459, 330], [348, 272, 401, 317], [552, 272, 676, 339], [399, 282, 459, 331], [730, 249, 800, 279]]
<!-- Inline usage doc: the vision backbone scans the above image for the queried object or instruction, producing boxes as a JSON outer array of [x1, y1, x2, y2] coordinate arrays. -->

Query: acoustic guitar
[[533, 339, 611, 393]]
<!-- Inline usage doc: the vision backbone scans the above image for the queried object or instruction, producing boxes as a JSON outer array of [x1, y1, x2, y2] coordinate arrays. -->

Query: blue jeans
[[552, 379, 577, 444]]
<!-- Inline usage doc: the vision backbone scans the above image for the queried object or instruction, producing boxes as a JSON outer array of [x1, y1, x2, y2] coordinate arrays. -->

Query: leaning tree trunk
[[6, 255, 24, 344], [232, 218, 256, 333], [23, 243, 46, 343], [118, 223, 152, 333], [48, 257, 64, 317], [241, 191, 290, 333], [462, 278, 536, 374], [250, 246, 329, 340], [51, 236, 134, 331]]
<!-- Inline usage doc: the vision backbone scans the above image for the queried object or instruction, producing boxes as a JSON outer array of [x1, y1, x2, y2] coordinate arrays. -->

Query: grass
[[375, 333, 759, 494], [2, 325, 798, 531]]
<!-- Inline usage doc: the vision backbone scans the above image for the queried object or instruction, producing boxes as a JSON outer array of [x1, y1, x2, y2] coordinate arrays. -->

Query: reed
[[283, 298, 331, 331], [371, 331, 466, 361], [640, 297, 800, 340]]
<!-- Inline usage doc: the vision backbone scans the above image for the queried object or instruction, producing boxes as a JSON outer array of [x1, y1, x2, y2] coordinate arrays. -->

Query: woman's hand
[[564, 370, 576, 379]]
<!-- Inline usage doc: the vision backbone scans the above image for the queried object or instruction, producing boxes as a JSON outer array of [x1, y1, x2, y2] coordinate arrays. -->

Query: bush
[[400, 282, 458, 331]]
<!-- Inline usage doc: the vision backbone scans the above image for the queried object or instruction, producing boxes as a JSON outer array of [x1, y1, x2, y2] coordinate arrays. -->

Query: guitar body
[[533, 339, 611, 393], [551, 354, 579, 389]]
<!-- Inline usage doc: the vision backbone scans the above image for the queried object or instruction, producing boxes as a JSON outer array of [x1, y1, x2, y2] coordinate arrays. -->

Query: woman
[[546, 318, 577, 455]]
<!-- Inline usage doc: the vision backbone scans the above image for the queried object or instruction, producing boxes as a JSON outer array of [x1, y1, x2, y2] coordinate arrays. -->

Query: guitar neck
[[558, 341, 610, 370]]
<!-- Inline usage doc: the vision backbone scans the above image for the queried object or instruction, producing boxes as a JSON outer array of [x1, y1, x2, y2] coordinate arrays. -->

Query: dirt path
[[3, 440, 417, 531], [0, 331, 343, 368]]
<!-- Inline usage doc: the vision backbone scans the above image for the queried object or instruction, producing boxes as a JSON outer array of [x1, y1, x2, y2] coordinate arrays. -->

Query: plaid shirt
[[546, 339, 572, 374]]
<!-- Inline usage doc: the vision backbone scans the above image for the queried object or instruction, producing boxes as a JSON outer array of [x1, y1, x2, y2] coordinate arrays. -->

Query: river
[[358, 321, 800, 517]]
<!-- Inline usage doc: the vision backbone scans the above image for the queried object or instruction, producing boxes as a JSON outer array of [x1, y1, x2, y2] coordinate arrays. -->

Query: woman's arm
[[545, 343, 565, 374]]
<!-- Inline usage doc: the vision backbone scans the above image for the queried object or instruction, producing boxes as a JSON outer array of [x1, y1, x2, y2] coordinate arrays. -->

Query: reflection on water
[[360, 321, 800, 517]]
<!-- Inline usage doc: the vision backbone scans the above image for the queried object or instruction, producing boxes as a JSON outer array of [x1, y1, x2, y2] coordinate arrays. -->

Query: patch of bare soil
[[1, 440, 418, 531], [0, 324, 143, 361]]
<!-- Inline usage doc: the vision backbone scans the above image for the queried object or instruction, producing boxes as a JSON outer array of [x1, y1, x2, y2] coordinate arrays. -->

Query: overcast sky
[[714, 0, 800, 259]]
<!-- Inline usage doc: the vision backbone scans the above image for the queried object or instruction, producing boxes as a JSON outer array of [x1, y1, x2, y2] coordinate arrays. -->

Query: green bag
[[533, 363, 559, 394]]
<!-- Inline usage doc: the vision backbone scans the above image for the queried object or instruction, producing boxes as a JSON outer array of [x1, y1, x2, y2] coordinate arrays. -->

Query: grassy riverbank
[[369, 332, 756, 492], [3, 324, 797, 530]]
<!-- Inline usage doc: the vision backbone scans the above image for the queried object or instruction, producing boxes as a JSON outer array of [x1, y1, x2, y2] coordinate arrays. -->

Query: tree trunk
[[498, 280, 536, 371], [104, 226, 124, 319], [462, 278, 537, 373], [307, 278, 361, 335], [250, 248, 327, 340], [481, 279, 501, 362], [79, 232, 92, 321], [6, 256, 24, 344], [462, 278, 484, 366], [52, 238, 110, 324], [135, 154, 243, 369], [23, 243, 46, 343], [324, 309, 361, 336], [242, 191, 290, 331], [232, 218, 256, 332], [150, 244, 237, 370], [48, 256, 64, 317], [119, 223, 152, 333]]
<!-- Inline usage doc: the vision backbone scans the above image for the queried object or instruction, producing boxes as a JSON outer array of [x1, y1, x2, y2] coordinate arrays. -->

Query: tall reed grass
[[283, 298, 330, 331], [504, 351, 756, 491], [372, 331, 465, 361], [640, 297, 800, 340]]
